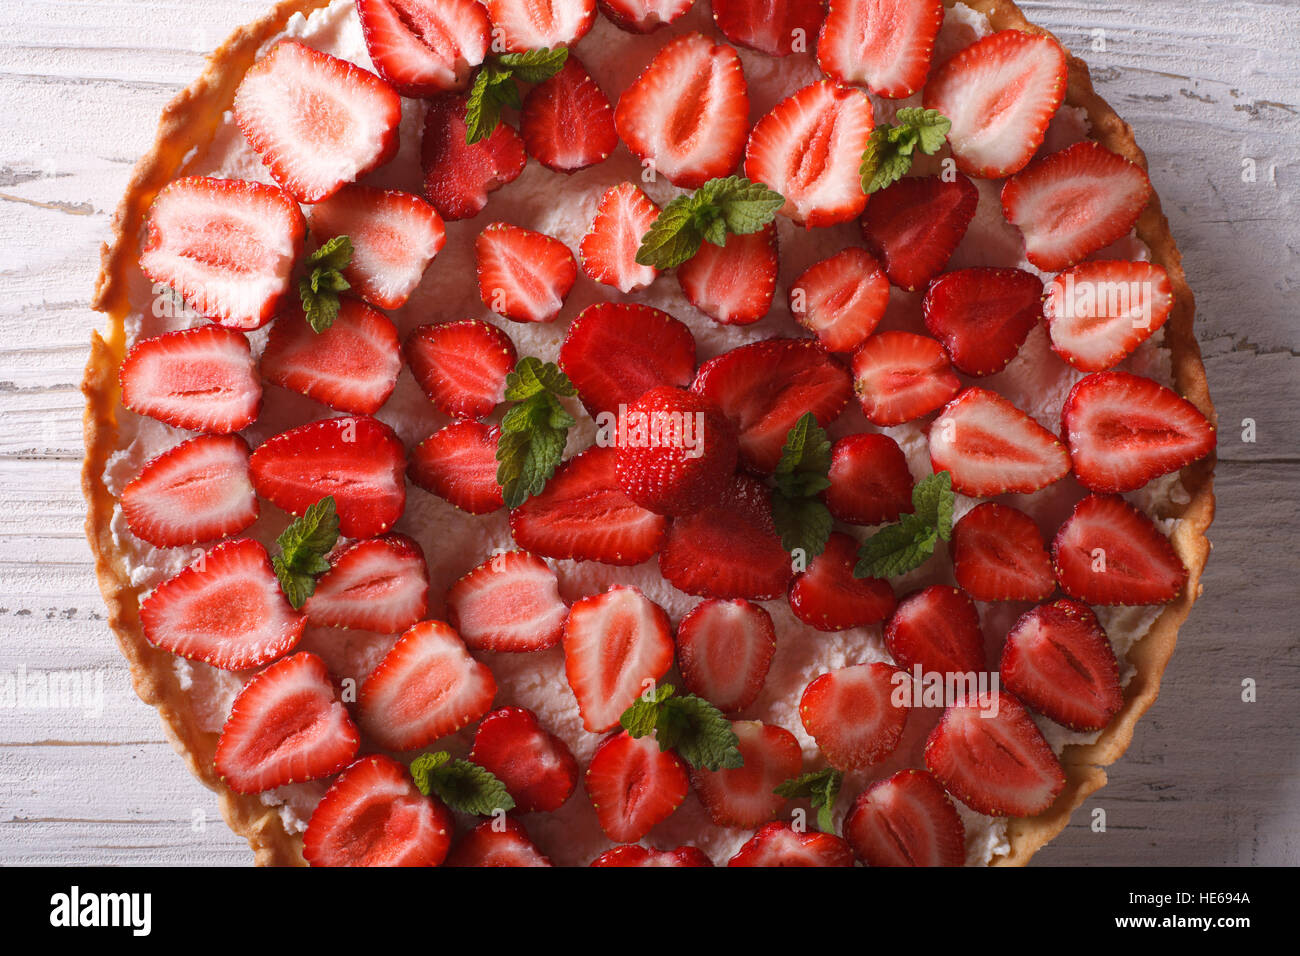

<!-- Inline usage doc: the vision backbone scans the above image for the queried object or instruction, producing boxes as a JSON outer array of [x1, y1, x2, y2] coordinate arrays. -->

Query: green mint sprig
[[853, 470, 955, 579], [859, 108, 951, 194], [770, 413, 833, 560], [635, 176, 784, 270], [298, 235, 352, 332], [409, 751, 515, 816], [466, 47, 569, 144], [774, 768, 844, 835], [619, 683, 743, 772], [495, 356, 577, 509], [271, 496, 339, 608]]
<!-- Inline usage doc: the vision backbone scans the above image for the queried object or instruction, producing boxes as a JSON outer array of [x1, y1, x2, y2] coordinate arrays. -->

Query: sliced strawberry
[[306, 184, 446, 310], [408, 420, 505, 514], [119, 326, 261, 434], [883, 585, 984, 676], [799, 661, 909, 770], [563, 585, 674, 732], [818, 0, 944, 98], [597, 0, 693, 33], [714, 0, 826, 57], [485, 0, 596, 50], [579, 182, 660, 293], [1051, 494, 1188, 606], [677, 223, 777, 325], [924, 689, 1066, 816], [843, 768, 965, 867], [929, 387, 1071, 496], [659, 474, 793, 601], [822, 432, 913, 526], [358, 620, 497, 751], [476, 222, 578, 323], [445, 817, 553, 866], [249, 416, 406, 538], [590, 844, 713, 866], [559, 302, 696, 417], [850, 330, 960, 426], [234, 40, 401, 203], [614, 32, 750, 188], [303, 754, 454, 867], [951, 502, 1055, 602], [422, 94, 527, 221], [692, 337, 852, 472], [405, 319, 517, 420], [521, 56, 617, 173], [614, 386, 739, 516], [1001, 140, 1152, 272], [860, 173, 978, 291], [692, 721, 802, 829], [1002, 599, 1123, 731], [261, 298, 401, 415], [215, 651, 360, 793], [1043, 261, 1174, 372], [1062, 371, 1216, 493], [121, 434, 257, 547], [139, 176, 303, 331], [469, 706, 579, 812], [585, 730, 689, 842], [744, 81, 874, 227], [789, 248, 890, 353], [675, 598, 776, 714], [510, 445, 668, 564], [446, 550, 569, 652], [789, 531, 897, 632], [356, 0, 490, 96], [922, 30, 1067, 179], [727, 821, 854, 866], [140, 538, 304, 670], [922, 267, 1042, 377], [303, 534, 429, 634]]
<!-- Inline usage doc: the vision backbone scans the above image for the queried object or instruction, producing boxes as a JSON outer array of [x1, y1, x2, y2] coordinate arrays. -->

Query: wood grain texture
[[0, 0, 1296, 866]]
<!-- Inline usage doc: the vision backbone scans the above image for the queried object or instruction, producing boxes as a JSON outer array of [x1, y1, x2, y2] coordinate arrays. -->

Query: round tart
[[84, 0, 1215, 866]]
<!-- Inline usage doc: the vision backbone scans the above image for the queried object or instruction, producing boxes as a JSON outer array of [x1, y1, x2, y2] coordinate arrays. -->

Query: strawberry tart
[[84, 0, 1215, 866]]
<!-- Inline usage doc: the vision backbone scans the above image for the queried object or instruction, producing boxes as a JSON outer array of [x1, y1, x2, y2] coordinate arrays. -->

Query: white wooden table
[[0, 0, 1295, 866]]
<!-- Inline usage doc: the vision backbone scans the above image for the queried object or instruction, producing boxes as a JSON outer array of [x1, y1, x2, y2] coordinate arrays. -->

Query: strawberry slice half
[[446, 550, 570, 652], [675, 597, 776, 714], [884, 585, 984, 676], [1001, 599, 1124, 732], [121, 434, 258, 548], [677, 223, 778, 326], [818, 0, 944, 98], [1043, 260, 1174, 372], [521, 56, 618, 173], [261, 298, 401, 415], [119, 326, 261, 434], [249, 416, 407, 539], [446, 817, 553, 866], [728, 822, 854, 866], [559, 303, 696, 417], [692, 337, 852, 472], [475, 222, 578, 324], [585, 730, 689, 842], [924, 689, 1066, 817], [850, 330, 960, 427], [510, 445, 668, 565], [358, 620, 497, 751], [714, 0, 826, 57], [422, 94, 527, 221], [140, 538, 304, 670], [844, 769, 966, 867], [922, 267, 1042, 377], [405, 319, 517, 420], [579, 182, 661, 293], [1062, 371, 1216, 493], [744, 80, 875, 227], [1001, 140, 1152, 272], [303, 754, 454, 867], [215, 651, 360, 793], [800, 661, 910, 770], [469, 706, 579, 812], [789, 247, 890, 353], [307, 185, 446, 311], [303, 534, 430, 634], [597, 0, 693, 33], [789, 531, 897, 632], [563, 585, 674, 732], [823, 432, 914, 526], [139, 176, 304, 331], [921, 29, 1067, 179], [614, 32, 750, 189], [929, 387, 1071, 496], [692, 720, 802, 829], [1051, 494, 1188, 606], [408, 420, 505, 514], [860, 172, 979, 291], [356, 0, 490, 96], [234, 40, 402, 203], [485, 0, 597, 51], [590, 844, 713, 866], [951, 502, 1055, 602]]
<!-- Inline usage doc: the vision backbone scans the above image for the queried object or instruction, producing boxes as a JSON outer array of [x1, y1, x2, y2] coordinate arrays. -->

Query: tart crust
[[82, 0, 1215, 867]]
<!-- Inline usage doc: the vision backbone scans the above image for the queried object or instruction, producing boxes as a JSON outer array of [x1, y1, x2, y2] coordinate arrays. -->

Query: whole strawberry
[[614, 386, 738, 516]]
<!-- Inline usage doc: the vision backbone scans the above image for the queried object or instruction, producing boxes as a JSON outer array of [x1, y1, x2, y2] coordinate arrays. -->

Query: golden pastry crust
[[83, 0, 1215, 867]]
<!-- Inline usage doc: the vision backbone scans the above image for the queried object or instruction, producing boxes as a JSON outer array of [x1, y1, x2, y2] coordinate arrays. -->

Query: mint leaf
[[618, 686, 743, 771], [620, 682, 675, 738], [772, 492, 832, 560], [774, 769, 844, 834], [298, 236, 352, 332], [859, 108, 952, 194], [910, 470, 954, 542], [496, 357, 576, 508], [465, 48, 568, 143], [635, 176, 784, 270], [409, 751, 515, 816], [854, 513, 938, 579], [271, 496, 340, 608], [504, 355, 577, 401], [769, 413, 833, 560], [496, 47, 569, 84]]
